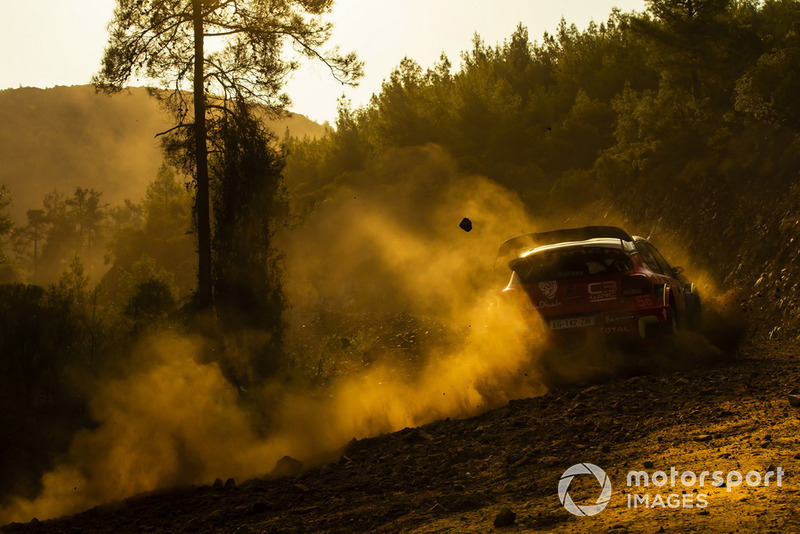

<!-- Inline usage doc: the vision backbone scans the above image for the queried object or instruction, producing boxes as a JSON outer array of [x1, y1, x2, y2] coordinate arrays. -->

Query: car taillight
[[622, 274, 652, 296]]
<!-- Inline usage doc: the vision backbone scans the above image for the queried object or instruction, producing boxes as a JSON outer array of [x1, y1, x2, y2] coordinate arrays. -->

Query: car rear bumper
[[539, 305, 672, 343]]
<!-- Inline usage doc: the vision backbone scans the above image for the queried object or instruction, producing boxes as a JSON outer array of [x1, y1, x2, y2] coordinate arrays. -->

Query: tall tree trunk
[[193, 0, 212, 308], [32, 229, 38, 284]]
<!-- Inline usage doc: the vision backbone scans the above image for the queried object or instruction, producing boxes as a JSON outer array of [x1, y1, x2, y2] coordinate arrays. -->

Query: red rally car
[[498, 226, 701, 345]]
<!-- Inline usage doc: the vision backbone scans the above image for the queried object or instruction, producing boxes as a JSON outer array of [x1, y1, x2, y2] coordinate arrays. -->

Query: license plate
[[550, 315, 596, 330]]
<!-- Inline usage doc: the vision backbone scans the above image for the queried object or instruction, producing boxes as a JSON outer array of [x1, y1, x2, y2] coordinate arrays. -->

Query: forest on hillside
[[286, 0, 800, 280], [2, 0, 800, 523]]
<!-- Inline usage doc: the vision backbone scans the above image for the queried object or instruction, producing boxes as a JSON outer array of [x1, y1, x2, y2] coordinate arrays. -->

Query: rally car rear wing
[[497, 226, 635, 263]]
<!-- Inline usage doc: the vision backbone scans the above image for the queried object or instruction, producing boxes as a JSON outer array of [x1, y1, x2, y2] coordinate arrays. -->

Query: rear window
[[510, 246, 633, 284]]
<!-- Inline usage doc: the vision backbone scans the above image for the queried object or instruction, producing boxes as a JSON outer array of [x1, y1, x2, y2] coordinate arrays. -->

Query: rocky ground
[[2, 323, 798, 533]]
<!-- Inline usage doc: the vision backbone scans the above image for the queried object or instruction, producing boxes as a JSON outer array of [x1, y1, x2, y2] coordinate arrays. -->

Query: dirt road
[[2, 330, 798, 533]]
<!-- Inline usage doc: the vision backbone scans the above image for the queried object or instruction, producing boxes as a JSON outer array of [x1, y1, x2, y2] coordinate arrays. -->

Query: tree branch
[[154, 123, 193, 138]]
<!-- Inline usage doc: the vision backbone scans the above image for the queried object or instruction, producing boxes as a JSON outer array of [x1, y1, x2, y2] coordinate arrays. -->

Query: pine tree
[[95, 0, 362, 308]]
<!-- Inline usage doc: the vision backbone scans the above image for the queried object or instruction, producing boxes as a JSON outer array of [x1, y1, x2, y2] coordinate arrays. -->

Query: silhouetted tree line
[[209, 103, 289, 377], [286, 0, 800, 275], [0, 118, 288, 498], [0, 168, 189, 501], [1, 0, 354, 507]]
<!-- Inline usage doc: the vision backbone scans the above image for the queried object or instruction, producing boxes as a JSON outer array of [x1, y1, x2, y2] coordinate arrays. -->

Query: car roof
[[518, 237, 634, 259]]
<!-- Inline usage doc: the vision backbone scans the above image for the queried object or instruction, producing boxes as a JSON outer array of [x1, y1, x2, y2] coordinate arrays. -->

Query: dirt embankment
[[2, 323, 798, 534]]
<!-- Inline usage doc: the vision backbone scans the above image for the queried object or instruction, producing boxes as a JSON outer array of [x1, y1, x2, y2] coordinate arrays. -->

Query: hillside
[[1, 333, 798, 533], [3, 3, 800, 532], [0, 85, 325, 221]]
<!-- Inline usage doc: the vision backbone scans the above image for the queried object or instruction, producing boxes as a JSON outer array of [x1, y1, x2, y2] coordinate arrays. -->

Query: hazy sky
[[0, 0, 646, 124]]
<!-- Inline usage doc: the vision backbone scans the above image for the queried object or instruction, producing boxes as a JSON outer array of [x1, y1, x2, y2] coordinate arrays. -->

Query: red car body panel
[[499, 227, 695, 345]]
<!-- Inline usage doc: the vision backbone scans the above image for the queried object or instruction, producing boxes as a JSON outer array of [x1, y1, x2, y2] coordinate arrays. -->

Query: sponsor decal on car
[[550, 315, 596, 330], [602, 325, 632, 334], [565, 284, 578, 298], [606, 313, 637, 323], [537, 300, 563, 309], [588, 281, 617, 302], [539, 280, 558, 300]]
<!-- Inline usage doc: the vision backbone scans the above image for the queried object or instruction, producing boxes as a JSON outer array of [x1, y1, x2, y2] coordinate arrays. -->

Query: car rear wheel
[[684, 284, 702, 330], [669, 304, 679, 336]]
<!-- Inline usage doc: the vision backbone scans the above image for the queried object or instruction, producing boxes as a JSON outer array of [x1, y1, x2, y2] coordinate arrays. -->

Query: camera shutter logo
[[558, 463, 612, 516]]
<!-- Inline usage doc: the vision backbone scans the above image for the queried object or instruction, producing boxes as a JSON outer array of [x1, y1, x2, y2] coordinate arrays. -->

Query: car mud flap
[[639, 315, 660, 339]]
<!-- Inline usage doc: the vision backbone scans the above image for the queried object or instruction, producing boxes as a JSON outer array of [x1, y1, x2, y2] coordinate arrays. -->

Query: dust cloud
[[0, 144, 743, 524], [0, 144, 550, 524], [0, 334, 277, 523]]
